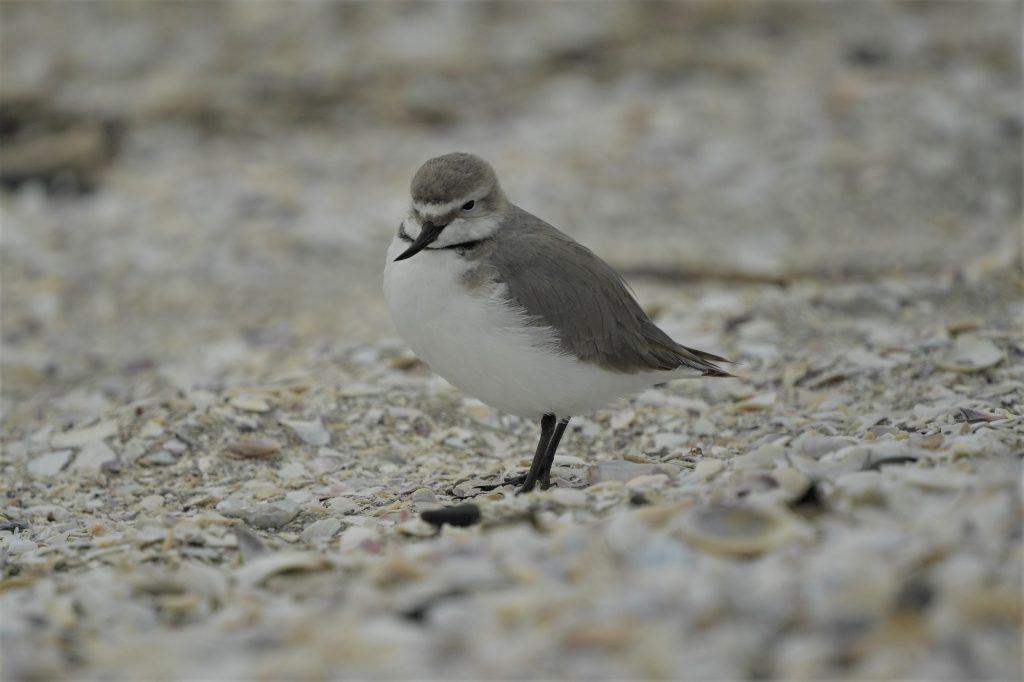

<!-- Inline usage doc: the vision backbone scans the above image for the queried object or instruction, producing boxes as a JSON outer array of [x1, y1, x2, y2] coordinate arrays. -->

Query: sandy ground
[[1, 3, 1022, 680]]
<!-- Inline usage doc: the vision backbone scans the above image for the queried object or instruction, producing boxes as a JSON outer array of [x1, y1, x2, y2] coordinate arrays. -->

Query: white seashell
[[652, 432, 689, 451], [936, 335, 1003, 372], [235, 551, 330, 588], [587, 460, 681, 484], [245, 500, 300, 529], [27, 450, 72, 476], [279, 417, 331, 446], [674, 504, 804, 557], [300, 517, 342, 543], [51, 420, 117, 448], [693, 459, 725, 479], [229, 395, 271, 413], [69, 440, 117, 472], [339, 525, 379, 553]]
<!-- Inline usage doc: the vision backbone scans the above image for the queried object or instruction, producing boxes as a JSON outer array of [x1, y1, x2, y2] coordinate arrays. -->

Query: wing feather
[[481, 207, 732, 377]]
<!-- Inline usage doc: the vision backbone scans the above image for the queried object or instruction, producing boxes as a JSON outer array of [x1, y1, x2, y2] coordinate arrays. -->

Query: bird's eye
[[462, 200, 475, 211]]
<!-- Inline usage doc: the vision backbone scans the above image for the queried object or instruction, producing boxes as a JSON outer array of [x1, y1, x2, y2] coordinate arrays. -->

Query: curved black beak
[[394, 221, 447, 262]]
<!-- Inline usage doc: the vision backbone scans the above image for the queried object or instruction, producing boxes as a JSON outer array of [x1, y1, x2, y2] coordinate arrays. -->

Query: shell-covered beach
[[2, 3, 1021, 679]]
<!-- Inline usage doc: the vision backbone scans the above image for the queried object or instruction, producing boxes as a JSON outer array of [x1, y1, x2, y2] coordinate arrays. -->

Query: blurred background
[[1, 1, 1021, 415]]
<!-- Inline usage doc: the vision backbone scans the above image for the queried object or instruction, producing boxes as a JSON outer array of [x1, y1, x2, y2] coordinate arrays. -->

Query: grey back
[[469, 205, 731, 376]]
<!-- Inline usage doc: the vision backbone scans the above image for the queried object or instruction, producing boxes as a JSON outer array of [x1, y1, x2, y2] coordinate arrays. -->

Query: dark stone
[[421, 503, 481, 528]]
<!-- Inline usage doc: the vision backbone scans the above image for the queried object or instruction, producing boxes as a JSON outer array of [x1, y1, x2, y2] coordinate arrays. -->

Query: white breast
[[383, 235, 695, 420]]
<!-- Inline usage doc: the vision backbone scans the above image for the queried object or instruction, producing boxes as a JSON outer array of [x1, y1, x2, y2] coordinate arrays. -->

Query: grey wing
[[491, 218, 732, 376]]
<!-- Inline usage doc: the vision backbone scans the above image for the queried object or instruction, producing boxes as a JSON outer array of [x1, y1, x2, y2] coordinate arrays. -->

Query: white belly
[[383, 236, 692, 420]]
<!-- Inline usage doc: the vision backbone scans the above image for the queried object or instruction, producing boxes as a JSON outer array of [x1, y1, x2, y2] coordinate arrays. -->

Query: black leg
[[520, 414, 556, 493], [538, 417, 570, 489]]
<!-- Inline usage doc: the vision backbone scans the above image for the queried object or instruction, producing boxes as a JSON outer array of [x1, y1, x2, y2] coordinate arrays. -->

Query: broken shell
[[674, 503, 804, 557], [936, 335, 1002, 372], [224, 438, 280, 459], [278, 417, 331, 446], [229, 395, 271, 413], [235, 552, 330, 588]]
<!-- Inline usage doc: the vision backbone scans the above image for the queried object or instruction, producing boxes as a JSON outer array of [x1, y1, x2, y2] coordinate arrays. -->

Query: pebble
[[245, 500, 300, 529], [27, 450, 72, 476], [314, 448, 346, 473], [70, 440, 117, 472], [736, 392, 777, 412], [51, 420, 118, 448], [652, 432, 689, 451], [163, 439, 188, 454], [277, 462, 307, 480], [675, 503, 803, 557], [144, 450, 177, 466], [421, 504, 482, 528], [301, 518, 343, 543], [279, 418, 331, 446], [693, 416, 716, 436], [339, 526, 380, 553], [236, 552, 330, 588], [224, 438, 280, 459], [936, 335, 1003, 372], [410, 488, 437, 504], [229, 395, 271, 413], [137, 494, 164, 514], [3, 536, 38, 555], [587, 460, 682, 484], [326, 497, 359, 514], [693, 459, 725, 479]]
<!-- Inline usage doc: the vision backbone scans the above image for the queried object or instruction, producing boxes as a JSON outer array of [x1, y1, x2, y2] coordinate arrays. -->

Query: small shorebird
[[383, 153, 731, 492]]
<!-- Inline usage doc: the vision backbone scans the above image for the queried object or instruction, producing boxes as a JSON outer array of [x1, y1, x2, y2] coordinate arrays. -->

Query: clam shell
[[674, 503, 804, 557]]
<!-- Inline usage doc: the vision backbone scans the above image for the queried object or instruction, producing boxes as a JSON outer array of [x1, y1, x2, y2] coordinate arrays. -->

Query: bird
[[383, 152, 731, 493]]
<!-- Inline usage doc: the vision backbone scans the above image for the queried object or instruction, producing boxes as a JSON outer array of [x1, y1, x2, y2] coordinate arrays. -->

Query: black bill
[[394, 221, 446, 261]]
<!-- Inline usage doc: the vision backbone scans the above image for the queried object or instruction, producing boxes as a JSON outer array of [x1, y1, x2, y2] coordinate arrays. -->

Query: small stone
[[936, 335, 1003, 372], [215, 500, 249, 519], [675, 504, 803, 557], [339, 525, 380, 552], [51, 420, 118, 448], [224, 438, 280, 459], [301, 517, 343, 543], [736, 392, 777, 412], [246, 500, 300, 529], [163, 439, 188, 454], [327, 497, 359, 514], [421, 503, 481, 528], [693, 417, 716, 436], [410, 488, 437, 504], [139, 422, 166, 439], [610, 410, 635, 430], [229, 395, 271, 413], [277, 462, 307, 480], [694, 459, 725, 479], [653, 432, 689, 451], [587, 460, 682, 484], [27, 450, 72, 476], [144, 450, 177, 466], [314, 453, 345, 474], [137, 494, 164, 514], [834, 471, 883, 501], [3, 536, 38, 555], [626, 474, 670, 493], [236, 552, 330, 588], [280, 417, 331, 446], [70, 440, 117, 472], [233, 526, 269, 562]]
